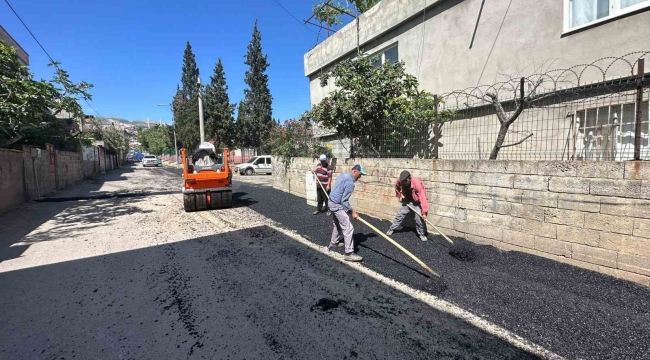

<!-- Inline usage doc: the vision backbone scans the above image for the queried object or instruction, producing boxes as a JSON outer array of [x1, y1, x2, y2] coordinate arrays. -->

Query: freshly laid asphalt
[[232, 177, 650, 360], [1, 165, 540, 360]]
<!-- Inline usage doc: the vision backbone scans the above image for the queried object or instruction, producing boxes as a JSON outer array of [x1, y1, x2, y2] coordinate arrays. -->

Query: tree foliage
[[268, 118, 331, 167], [306, 54, 453, 157], [0, 42, 93, 148], [174, 42, 200, 151], [313, 0, 381, 28], [101, 125, 130, 152], [239, 21, 274, 153], [204, 58, 235, 147], [138, 125, 171, 155]]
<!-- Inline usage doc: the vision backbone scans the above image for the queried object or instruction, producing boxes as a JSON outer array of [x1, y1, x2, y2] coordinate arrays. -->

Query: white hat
[[319, 154, 327, 161]]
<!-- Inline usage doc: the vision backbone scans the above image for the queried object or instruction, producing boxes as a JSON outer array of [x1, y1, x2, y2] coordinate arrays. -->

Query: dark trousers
[[316, 186, 330, 212]]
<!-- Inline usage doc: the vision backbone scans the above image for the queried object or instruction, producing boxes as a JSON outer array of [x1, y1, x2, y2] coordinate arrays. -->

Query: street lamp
[[156, 103, 179, 168]]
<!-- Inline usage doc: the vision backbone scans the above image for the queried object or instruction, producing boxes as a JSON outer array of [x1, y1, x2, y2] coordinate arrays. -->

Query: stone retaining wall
[[273, 157, 650, 286]]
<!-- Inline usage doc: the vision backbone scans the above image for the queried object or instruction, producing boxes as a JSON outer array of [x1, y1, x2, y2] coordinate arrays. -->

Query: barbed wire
[[439, 51, 649, 111]]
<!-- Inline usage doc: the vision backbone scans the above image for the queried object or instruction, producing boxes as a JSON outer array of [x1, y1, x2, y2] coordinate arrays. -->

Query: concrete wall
[[306, 0, 650, 105], [55, 150, 84, 190], [22, 146, 56, 200], [83, 146, 100, 177], [0, 145, 114, 214], [274, 157, 650, 287], [0, 149, 26, 214]]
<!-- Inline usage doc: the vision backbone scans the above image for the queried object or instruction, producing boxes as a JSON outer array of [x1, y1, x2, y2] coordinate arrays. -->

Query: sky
[[0, 0, 333, 124]]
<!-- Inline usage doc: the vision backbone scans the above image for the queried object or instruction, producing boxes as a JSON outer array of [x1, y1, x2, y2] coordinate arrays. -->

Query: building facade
[[305, 0, 650, 160], [0, 25, 29, 66]]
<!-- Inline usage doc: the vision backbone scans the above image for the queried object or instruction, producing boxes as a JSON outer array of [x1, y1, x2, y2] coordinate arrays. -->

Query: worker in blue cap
[[328, 164, 366, 262]]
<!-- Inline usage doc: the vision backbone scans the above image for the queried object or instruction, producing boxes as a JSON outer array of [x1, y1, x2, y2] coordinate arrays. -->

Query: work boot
[[386, 228, 394, 236], [419, 234, 429, 242], [344, 253, 363, 262]]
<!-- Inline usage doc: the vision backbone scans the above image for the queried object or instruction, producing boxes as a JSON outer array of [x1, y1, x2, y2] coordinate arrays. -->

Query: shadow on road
[[35, 190, 180, 202], [0, 225, 541, 360], [0, 164, 142, 263], [231, 192, 258, 208]]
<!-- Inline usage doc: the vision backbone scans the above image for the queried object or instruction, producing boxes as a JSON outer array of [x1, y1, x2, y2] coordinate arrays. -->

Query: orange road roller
[[181, 145, 233, 212]]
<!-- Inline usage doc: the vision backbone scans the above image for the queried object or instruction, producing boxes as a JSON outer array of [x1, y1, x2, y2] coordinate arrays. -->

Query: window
[[565, 0, 650, 32], [575, 101, 649, 160], [266, 158, 272, 165], [254, 158, 264, 165], [371, 45, 399, 68]]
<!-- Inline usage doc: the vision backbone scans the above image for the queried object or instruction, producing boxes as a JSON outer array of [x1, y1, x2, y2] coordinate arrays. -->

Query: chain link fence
[[315, 51, 650, 161]]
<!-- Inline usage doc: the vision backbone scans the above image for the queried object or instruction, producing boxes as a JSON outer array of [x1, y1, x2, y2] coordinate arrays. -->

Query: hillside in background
[[100, 117, 165, 128]]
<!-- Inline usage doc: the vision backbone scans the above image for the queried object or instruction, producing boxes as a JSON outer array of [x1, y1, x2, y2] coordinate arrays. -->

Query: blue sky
[[1, 0, 332, 124]]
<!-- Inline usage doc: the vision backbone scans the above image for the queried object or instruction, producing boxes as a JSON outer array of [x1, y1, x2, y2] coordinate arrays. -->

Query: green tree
[[241, 20, 274, 154], [138, 125, 171, 155], [171, 86, 184, 146], [102, 125, 130, 152], [180, 42, 199, 99], [307, 54, 453, 157], [313, 0, 380, 28], [174, 42, 200, 151], [269, 118, 331, 168], [204, 58, 235, 147], [0, 42, 93, 148], [233, 100, 248, 148]]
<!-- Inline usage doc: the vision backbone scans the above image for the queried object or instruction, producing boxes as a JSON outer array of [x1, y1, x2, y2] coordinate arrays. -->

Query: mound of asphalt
[[234, 180, 650, 360]]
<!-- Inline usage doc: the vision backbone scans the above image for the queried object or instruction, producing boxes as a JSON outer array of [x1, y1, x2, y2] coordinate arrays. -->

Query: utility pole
[[156, 103, 179, 168], [198, 77, 205, 143]]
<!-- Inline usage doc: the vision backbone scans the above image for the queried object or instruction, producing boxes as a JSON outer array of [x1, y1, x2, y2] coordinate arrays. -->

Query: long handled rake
[[312, 170, 439, 277]]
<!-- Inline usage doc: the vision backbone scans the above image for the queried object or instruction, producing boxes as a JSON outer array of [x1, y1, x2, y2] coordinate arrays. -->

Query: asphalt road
[[0, 165, 545, 360], [231, 175, 650, 360]]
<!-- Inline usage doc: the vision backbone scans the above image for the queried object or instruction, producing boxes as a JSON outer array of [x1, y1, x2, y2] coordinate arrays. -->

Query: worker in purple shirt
[[328, 164, 366, 262]]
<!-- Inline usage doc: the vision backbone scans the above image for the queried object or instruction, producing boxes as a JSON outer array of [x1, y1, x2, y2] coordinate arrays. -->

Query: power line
[[416, 0, 427, 80], [475, 0, 514, 86], [3, 0, 105, 119], [270, 0, 320, 36], [3, 0, 56, 64]]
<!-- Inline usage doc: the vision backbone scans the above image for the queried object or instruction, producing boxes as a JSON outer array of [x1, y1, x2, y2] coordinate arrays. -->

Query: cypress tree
[[181, 42, 199, 99], [204, 58, 235, 147], [175, 42, 200, 150], [234, 100, 249, 148], [242, 20, 273, 154]]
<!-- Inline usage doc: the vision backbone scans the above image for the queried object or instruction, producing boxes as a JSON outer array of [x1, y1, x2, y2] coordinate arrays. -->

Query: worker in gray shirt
[[328, 164, 366, 262]]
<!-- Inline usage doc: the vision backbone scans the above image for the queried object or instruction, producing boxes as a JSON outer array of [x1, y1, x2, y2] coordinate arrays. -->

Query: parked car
[[142, 155, 159, 167], [235, 155, 273, 175]]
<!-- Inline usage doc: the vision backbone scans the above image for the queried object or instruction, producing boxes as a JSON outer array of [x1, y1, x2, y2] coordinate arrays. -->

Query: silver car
[[236, 155, 273, 175], [142, 155, 159, 167]]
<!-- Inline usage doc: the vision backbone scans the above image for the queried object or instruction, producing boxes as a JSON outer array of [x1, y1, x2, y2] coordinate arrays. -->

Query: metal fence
[[317, 51, 650, 161]]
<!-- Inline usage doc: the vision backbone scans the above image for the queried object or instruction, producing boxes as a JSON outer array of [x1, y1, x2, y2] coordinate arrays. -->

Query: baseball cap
[[352, 164, 367, 175], [319, 154, 327, 161]]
